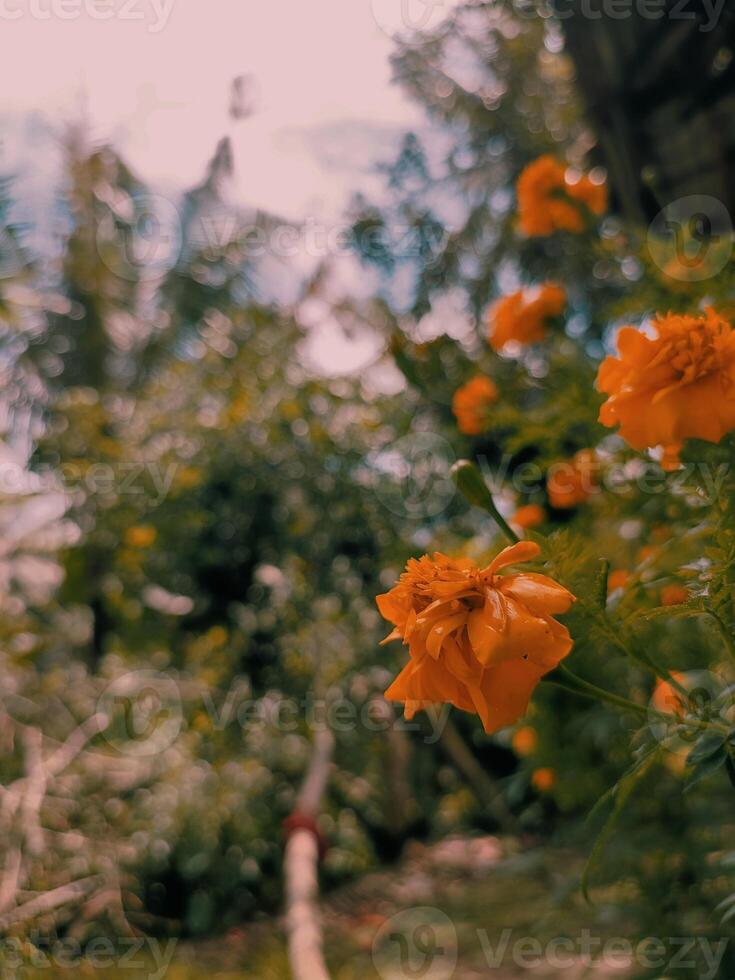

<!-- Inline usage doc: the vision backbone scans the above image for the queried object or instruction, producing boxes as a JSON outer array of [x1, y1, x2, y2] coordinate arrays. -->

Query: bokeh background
[[2, 2, 735, 978]]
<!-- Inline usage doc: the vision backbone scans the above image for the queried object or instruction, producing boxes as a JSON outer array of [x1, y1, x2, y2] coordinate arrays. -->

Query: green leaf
[[581, 748, 661, 904], [631, 601, 706, 623], [686, 731, 725, 766], [684, 746, 727, 792], [595, 559, 610, 609]]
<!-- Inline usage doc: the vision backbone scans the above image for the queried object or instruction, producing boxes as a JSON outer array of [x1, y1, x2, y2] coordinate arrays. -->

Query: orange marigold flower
[[651, 671, 687, 716], [512, 504, 546, 529], [547, 450, 598, 509], [452, 376, 499, 435], [531, 767, 556, 792], [377, 541, 575, 734], [487, 283, 566, 351], [597, 308, 735, 471], [516, 155, 607, 237], [607, 569, 630, 594], [661, 584, 690, 606], [512, 725, 537, 757]]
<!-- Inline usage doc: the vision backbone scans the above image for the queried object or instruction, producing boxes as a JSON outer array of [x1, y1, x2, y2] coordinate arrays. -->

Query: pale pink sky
[[0, 0, 458, 217]]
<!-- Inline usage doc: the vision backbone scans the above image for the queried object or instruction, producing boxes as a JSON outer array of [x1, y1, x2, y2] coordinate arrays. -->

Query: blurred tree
[[349, 1, 625, 324], [11, 126, 461, 937], [553, 0, 735, 221]]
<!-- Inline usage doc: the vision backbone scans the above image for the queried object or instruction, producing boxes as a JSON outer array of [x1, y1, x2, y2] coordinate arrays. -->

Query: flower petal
[[499, 573, 575, 616], [385, 657, 474, 716], [467, 601, 506, 665], [424, 612, 467, 658], [486, 540, 541, 575], [470, 659, 546, 734]]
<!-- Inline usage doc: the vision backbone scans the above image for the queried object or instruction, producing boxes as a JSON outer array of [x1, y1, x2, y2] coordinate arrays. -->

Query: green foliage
[[349, 0, 735, 951], [3, 1, 735, 963]]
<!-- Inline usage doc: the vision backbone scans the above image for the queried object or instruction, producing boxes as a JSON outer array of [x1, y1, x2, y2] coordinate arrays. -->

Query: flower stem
[[545, 665, 732, 735], [589, 607, 691, 699], [543, 665, 650, 718], [484, 502, 520, 545], [450, 459, 519, 544], [708, 609, 735, 667]]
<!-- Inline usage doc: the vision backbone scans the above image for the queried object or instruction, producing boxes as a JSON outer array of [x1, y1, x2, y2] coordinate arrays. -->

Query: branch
[[0, 875, 104, 931], [431, 713, 520, 836]]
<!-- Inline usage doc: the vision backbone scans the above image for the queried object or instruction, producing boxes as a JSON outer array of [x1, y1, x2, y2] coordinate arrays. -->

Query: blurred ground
[[21, 838, 642, 979]]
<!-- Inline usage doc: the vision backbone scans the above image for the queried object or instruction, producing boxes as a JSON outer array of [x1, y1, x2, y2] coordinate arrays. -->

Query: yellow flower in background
[[598, 308, 735, 471], [207, 625, 228, 647], [377, 541, 575, 734], [487, 283, 566, 351], [124, 525, 157, 549], [452, 376, 499, 434], [516, 155, 607, 237], [176, 466, 203, 490]]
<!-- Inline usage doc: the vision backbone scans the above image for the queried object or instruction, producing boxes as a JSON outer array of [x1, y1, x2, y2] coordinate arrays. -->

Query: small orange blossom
[[125, 525, 157, 548], [487, 283, 566, 351], [452, 376, 499, 435], [651, 671, 688, 716], [547, 450, 598, 509], [512, 726, 537, 756], [517, 155, 606, 237], [512, 504, 546, 529], [661, 584, 690, 607], [607, 569, 630, 594], [531, 767, 556, 792]]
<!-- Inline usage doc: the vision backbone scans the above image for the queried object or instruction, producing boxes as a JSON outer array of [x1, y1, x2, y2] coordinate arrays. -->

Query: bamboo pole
[[284, 727, 335, 980]]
